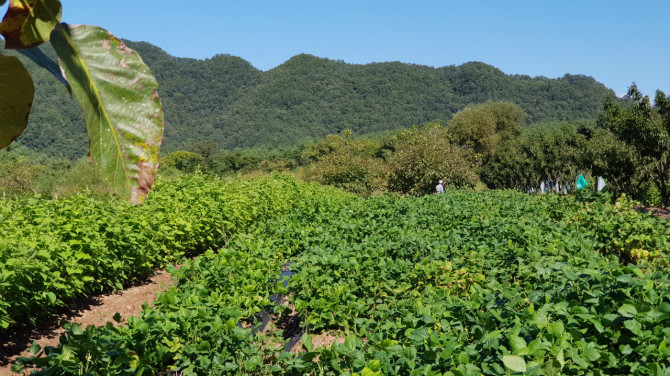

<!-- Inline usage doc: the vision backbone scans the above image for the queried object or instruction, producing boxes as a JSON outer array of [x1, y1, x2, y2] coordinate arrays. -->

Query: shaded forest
[[7, 40, 614, 158]]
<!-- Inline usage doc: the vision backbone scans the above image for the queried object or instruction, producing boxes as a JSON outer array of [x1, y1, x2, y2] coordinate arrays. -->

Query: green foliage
[[303, 152, 387, 198], [641, 184, 662, 207], [387, 125, 480, 194], [448, 101, 526, 163], [0, 2, 165, 203], [208, 147, 301, 176], [161, 150, 205, 173], [9, 42, 614, 155], [0, 174, 339, 332], [301, 133, 388, 197], [0, 145, 113, 198], [598, 86, 670, 206], [15, 188, 670, 375], [585, 128, 640, 198]]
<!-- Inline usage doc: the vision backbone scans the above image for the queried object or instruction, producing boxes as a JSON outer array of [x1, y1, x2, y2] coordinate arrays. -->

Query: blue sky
[[7, 1, 669, 97]]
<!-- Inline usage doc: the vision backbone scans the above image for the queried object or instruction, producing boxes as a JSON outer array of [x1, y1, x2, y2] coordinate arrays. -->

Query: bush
[[387, 126, 480, 195], [160, 150, 205, 173], [641, 184, 663, 207], [302, 153, 387, 197]]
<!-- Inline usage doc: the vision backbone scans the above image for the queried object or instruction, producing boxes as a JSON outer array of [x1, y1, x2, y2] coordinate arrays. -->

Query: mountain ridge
[[7, 39, 615, 158]]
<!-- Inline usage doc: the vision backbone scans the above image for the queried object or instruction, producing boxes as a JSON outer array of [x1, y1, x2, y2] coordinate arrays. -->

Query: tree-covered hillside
[[9, 40, 614, 157]]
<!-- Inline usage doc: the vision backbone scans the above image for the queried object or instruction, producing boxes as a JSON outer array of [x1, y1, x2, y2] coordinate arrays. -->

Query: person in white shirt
[[436, 180, 445, 194]]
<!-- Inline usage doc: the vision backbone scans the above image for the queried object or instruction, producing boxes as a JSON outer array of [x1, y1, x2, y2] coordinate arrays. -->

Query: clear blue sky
[[7, 1, 669, 97]]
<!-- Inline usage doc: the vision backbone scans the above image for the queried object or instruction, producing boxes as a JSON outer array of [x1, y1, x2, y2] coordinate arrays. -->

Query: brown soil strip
[[636, 205, 670, 219], [290, 331, 346, 353], [0, 270, 174, 376]]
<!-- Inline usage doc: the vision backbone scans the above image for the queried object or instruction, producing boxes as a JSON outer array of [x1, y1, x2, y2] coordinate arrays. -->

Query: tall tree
[[598, 85, 670, 207], [387, 125, 479, 195], [448, 101, 526, 164]]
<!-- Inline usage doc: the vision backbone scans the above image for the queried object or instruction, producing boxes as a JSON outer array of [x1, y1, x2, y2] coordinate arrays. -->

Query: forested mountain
[[8, 40, 615, 157]]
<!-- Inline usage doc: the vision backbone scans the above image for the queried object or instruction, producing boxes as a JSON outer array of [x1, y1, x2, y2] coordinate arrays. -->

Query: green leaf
[[301, 333, 314, 352], [509, 335, 527, 355], [542, 359, 562, 376], [556, 349, 565, 367], [50, 23, 164, 203], [502, 354, 527, 373], [61, 344, 72, 360], [70, 323, 84, 335], [29, 342, 41, 355], [0, 54, 34, 148], [581, 343, 601, 362], [361, 367, 380, 376], [657, 302, 670, 313], [618, 304, 637, 318], [624, 319, 643, 336], [0, 0, 62, 48], [531, 311, 548, 329], [45, 291, 56, 304], [547, 321, 564, 337], [113, 312, 122, 323], [366, 360, 381, 372]]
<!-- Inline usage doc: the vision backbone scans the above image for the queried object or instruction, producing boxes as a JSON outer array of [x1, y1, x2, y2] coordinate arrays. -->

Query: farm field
[[5, 176, 670, 375]]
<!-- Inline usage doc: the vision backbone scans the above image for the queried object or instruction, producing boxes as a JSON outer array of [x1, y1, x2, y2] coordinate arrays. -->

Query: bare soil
[[0, 270, 174, 376], [637, 205, 670, 219]]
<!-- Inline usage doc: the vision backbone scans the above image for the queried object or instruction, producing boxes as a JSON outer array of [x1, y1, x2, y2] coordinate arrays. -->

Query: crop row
[[13, 188, 670, 375], [0, 174, 351, 331]]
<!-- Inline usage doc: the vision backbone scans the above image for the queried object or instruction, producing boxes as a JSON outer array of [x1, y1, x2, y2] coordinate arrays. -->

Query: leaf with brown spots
[[0, 0, 62, 49], [50, 24, 164, 204], [0, 54, 34, 148]]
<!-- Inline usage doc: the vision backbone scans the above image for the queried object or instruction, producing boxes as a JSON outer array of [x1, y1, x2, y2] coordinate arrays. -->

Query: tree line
[[4, 87, 669, 207], [161, 88, 670, 207]]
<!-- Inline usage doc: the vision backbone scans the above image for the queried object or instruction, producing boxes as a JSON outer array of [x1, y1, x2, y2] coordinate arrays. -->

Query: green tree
[[301, 133, 387, 196], [481, 121, 591, 192], [448, 101, 526, 163], [598, 85, 670, 207], [161, 151, 205, 173], [387, 125, 479, 195], [585, 129, 640, 198]]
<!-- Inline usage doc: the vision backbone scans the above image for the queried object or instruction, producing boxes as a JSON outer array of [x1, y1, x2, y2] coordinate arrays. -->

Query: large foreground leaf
[[0, 0, 62, 49], [0, 54, 34, 148], [50, 24, 164, 203]]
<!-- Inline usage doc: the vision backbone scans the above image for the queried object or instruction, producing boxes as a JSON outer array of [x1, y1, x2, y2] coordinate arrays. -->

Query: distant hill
[[7, 40, 615, 158]]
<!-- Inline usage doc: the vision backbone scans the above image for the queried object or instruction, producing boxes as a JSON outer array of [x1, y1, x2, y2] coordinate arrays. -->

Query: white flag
[[597, 176, 606, 192]]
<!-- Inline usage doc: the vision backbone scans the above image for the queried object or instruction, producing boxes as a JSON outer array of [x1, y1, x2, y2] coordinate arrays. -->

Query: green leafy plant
[[15, 187, 670, 375]]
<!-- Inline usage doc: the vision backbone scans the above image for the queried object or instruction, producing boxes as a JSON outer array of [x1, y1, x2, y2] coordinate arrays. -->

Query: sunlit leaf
[[502, 355, 527, 373], [50, 23, 164, 203], [0, 54, 34, 148], [0, 0, 62, 49]]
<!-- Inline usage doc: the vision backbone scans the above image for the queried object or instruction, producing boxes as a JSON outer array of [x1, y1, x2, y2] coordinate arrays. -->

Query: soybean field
[[5, 176, 670, 375]]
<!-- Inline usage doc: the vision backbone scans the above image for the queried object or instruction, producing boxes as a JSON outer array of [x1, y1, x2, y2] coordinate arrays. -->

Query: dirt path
[[0, 270, 174, 376], [638, 206, 670, 219]]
